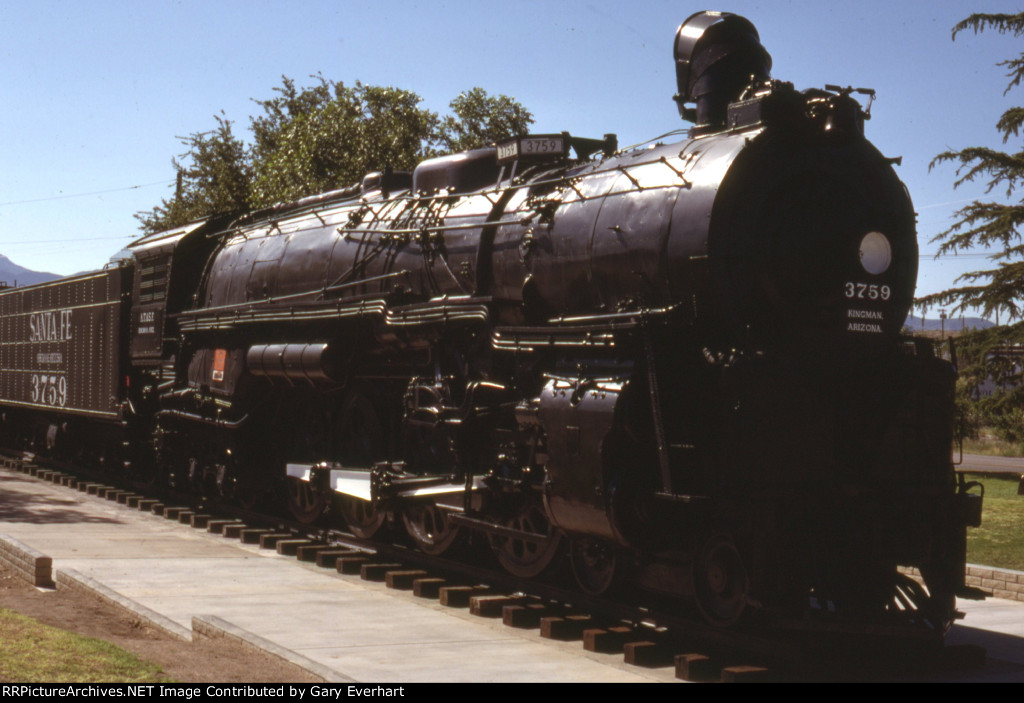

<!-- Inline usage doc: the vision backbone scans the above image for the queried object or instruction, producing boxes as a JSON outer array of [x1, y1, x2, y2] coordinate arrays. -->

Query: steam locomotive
[[0, 12, 979, 633]]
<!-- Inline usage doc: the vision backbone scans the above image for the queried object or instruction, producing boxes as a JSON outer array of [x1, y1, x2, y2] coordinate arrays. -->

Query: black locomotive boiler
[[0, 12, 979, 634]]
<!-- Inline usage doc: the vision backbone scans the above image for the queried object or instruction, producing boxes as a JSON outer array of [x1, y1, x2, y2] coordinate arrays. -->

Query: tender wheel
[[403, 502, 463, 556], [286, 476, 327, 524], [570, 538, 621, 596], [693, 533, 749, 626], [491, 502, 564, 578], [337, 496, 386, 539]]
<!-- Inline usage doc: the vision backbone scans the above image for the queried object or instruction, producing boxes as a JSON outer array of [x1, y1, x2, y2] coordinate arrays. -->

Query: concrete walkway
[[4, 465, 1024, 681], [0, 466, 674, 683]]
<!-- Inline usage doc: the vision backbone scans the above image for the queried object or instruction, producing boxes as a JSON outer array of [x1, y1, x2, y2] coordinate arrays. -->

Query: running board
[[285, 462, 485, 502]]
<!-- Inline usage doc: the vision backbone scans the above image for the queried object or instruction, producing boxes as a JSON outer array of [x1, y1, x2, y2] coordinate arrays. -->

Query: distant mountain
[[0, 254, 62, 288], [902, 315, 995, 333]]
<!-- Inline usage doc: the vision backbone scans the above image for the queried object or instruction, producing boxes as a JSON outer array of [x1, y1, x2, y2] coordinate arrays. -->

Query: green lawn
[[0, 608, 170, 683], [964, 472, 1024, 572]]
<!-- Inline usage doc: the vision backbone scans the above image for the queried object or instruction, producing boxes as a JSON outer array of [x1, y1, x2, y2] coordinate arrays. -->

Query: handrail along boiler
[[0, 12, 980, 634]]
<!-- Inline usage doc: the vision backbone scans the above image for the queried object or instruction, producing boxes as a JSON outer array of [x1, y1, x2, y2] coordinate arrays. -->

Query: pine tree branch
[[999, 56, 1024, 94], [952, 13, 1024, 40], [997, 106, 1024, 140], [931, 147, 1024, 195], [931, 201, 1024, 253], [951, 14, 1024, 97]]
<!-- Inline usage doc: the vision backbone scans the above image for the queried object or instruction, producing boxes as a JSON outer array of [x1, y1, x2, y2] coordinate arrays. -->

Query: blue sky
[[1, 0, 1022, 312]]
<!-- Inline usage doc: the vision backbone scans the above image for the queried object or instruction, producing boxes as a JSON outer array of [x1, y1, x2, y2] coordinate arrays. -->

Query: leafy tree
[[437, 87, 535, 153], [137, 78, 534, 232], [249, 75, 337, 161], [136, 114, 250, 234], [921, 13, 1024, 321], [941, 322, 1024, 446], [249, 81, 439, 207]]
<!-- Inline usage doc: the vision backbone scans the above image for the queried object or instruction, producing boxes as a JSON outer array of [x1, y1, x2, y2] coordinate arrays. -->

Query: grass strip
[[965, 472, 1024, 572], [0, 608, 170, 683]]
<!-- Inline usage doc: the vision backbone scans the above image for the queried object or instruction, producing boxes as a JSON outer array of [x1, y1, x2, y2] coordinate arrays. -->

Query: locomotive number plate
[[522, 136, 564, 155], [496, 135, 566, 164], [844, 281, 891, 301], [496, 141, 519, 162], [30, 373, 68, 408]]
